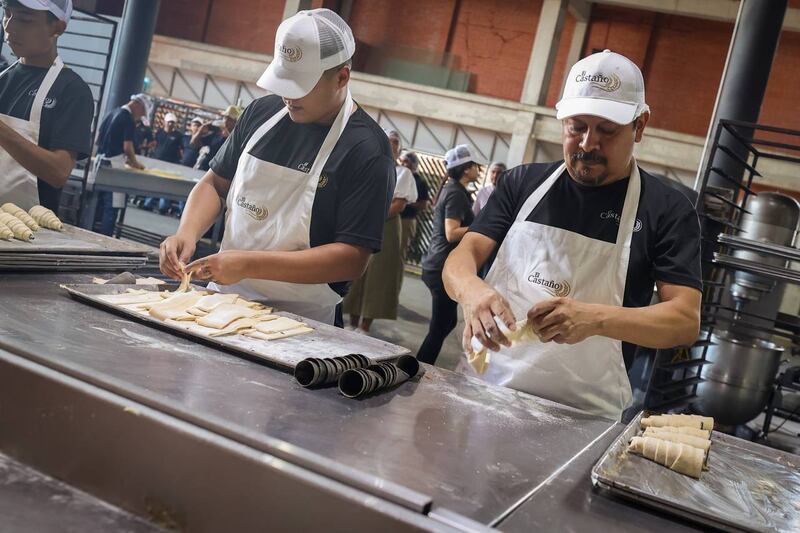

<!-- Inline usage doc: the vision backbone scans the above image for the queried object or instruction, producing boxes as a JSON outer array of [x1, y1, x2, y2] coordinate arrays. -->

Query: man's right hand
[[460, 281, 517, 354], [160, 233, 196, 280]]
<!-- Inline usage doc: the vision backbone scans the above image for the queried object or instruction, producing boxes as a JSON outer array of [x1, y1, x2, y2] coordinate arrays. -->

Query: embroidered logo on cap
[[527, 272, 571, 298], [279, 44, 303, 63], [575, 71, 621, 93], [236, 195, 268, 221]]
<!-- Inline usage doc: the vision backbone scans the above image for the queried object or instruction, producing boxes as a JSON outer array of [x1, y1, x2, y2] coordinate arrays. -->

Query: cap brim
[[17, 0, 47, 11], [256, 60, 322, 99], [555, 97, 638, 124]]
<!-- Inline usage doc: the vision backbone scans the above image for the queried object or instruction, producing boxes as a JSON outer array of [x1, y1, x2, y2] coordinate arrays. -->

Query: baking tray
[[0, 224, 152, 255], [591, 411, 800, 532], [62, 283, 409, 371]]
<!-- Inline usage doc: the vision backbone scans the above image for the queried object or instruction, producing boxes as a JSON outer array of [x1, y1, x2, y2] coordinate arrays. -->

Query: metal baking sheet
[[0, 224, 152, 255], [591, 411, 800, 532], [61, 283, 409, 370]]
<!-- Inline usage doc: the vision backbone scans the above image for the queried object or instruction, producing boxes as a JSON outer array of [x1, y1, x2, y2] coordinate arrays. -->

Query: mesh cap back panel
[[52, 0, 69, 11], [314, 18, 346, 61]]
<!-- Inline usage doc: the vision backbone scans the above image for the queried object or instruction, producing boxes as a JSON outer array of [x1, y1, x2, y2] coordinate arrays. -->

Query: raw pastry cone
[[469, 318, 537, 374], [642, 425, 711, 440], [2, 202, 39, 231], [0, 213, 34, 241], [29, 205, 63, 230], [628, 436, 704, 478], [642, 427, 711, 454], [641, 414, 714, 431], [0, 220, 13, 240]]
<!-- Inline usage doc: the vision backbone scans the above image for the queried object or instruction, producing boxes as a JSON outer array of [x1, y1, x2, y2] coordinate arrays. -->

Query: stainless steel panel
[[0, 224, 151, 255], [0, 273, 619, 526]]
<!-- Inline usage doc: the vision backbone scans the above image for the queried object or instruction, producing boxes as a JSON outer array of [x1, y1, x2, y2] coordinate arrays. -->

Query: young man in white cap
[[0, 0, 93, 212], [93, 93, 151, 235], [444, 50, 702, 420], [151, 112, 183, 164], [160, 9, 395, 326]]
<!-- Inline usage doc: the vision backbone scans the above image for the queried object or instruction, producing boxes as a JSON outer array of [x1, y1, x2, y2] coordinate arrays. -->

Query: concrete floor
[[124, 206, 464, 370]]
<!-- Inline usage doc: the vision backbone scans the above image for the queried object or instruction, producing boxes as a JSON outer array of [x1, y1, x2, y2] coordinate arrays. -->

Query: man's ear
[[51, 20, 67, 38], [634, 111, 650, 142], [337, 66, 351, 90]]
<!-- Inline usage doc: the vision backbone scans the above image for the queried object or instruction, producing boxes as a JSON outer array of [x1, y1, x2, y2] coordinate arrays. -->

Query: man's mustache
[[571, 151, 606, 163]]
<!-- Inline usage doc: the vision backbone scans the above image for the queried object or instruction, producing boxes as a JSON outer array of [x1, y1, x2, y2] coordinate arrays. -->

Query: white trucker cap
[[445, 144, 475, 170], [257, 8, 355, 99], [556, 49, 649, 125], [130, 93, 153, 126], [164, 112, 178, 123], [17, 0, 72, 22]]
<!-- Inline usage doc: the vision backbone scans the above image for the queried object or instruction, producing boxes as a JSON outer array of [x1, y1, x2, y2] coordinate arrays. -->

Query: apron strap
[[29, 57, 64, 134], [309, 90, 354, 176], [615, 161, 642, 248], [0, 59, 21, 79], [514, 162, 566, 224], [244, 105, 290, 154]]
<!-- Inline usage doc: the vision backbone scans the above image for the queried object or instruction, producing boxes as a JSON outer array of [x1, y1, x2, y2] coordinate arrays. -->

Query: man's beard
[[570, 151, 609, 186]]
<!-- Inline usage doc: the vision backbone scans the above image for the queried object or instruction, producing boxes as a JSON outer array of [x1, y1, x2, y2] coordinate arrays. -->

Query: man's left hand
[[528, 298, 602, 344], [186, 251, 247, 285]]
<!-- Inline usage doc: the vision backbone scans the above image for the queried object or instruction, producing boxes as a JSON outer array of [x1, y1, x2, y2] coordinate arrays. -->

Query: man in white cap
[[92, 93, 151, 235], [151, 111, 183, 164], [444, 50, 702, 420], [0, 0, 93, 212], [160, 9, 395, 326]]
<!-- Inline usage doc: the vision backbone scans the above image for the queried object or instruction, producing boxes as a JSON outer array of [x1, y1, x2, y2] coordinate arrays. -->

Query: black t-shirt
[[422, 178, 475, 272], [134, 124, 152, 155], [401, 172, 430, 219], [210, 94, 396, 297], [470, 161, 702, 368], [152, 128, 183, 163], [0, 62, 93, 211], [96, 107, 135, 158], [180, 134, 200, 167]]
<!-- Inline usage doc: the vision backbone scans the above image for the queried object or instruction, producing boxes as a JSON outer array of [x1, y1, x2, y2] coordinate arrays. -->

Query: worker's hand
[[129, 159, 145, 170], [160, 233, 196, 280], [185, 251, 247, 285], [527, 298, 602, 344], [460, 282, 517, 353]]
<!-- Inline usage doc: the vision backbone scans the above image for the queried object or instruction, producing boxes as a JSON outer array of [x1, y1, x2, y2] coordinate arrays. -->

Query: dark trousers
[[417, 269, 459, 365], [95, 191, 118, 236]]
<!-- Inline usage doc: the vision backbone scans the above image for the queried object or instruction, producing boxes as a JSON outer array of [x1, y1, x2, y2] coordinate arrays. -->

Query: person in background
[[0, 0, 93, 212], [343, 130, 417, 333], [151, 112, 183, 164], [416, 144, 479, 365], [133, 117, 152, 156], [93, 93, 151, 235], [180, 117, 203, 167], [195, 105, 241, 171], [398, 150, 429, 261], [473, 161, 506, 217], [473, 161, 506, 278]]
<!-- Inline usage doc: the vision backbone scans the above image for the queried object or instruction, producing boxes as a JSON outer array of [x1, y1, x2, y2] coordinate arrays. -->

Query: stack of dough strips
[[0, 202, 64, 241], [627, 414, 715, 479], [97, 281, 314, 342]]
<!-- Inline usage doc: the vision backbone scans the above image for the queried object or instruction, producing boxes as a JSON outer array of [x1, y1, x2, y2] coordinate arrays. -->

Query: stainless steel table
[[0, 272, 704, 531]]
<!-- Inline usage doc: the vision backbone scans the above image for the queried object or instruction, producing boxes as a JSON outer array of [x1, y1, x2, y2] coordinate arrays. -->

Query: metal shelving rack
[[645, 119, 800, 412]]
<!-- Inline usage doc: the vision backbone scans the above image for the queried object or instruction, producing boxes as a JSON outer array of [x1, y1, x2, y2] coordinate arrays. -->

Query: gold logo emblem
[[527, 272, 572, 298], [575, 70, 621, 93], [279, 44, 303, 63], [236, 196, 268, 221], [317, 174, 329, 189]]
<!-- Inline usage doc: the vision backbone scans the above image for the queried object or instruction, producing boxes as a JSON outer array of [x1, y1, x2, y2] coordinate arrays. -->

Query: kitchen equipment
[[696, 331, 784, 425]]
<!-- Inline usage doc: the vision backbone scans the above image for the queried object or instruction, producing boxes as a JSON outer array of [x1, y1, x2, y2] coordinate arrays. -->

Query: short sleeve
[[40, 75, 94, 160], [210, 101, 258, 179], [443, 189, 470, 222], [468, 168, 526, 242], [394, 167, 417, 202], [122, 114, 135, 142], [652, 194, 703, 291], [335, 154, 396, 252]]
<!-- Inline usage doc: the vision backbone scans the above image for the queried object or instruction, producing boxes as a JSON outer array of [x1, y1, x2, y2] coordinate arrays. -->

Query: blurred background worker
[[0, 0, 93, 212], [398, 150, 430, 260]]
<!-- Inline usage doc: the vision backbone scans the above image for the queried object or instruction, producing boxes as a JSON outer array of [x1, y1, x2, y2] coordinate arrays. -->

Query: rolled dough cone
[[628, 436, 704, 479], [149, 291, 205, 321], [1, 202, 39, 231], [253, 316, 307, 334], [642, 428, 711, 454], [29, 205, 63, 231], [642, 425, 711, 440], [0, 220, 13, 240], [245, 326, 313, 341], [468, 318, 538, 375], [196, 303, 261, 329], [0, 212, 34, 241], [641, 414, 714, 431]]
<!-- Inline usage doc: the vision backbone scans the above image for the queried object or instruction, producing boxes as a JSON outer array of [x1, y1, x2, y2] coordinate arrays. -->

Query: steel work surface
[[0, 273, 696, 530], [0, 453, 163, 533]]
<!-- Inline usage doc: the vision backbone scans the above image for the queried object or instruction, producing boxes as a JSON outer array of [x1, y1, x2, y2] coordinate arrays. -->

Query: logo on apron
[[236, 195, 268, 221], [527, 271, 571, 298]]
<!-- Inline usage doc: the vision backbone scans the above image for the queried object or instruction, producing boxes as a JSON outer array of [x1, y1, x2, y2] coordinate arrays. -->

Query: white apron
[[471, 162, 640, 420], [209, 92, 355, 325], [0, 57, 64, 210]]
